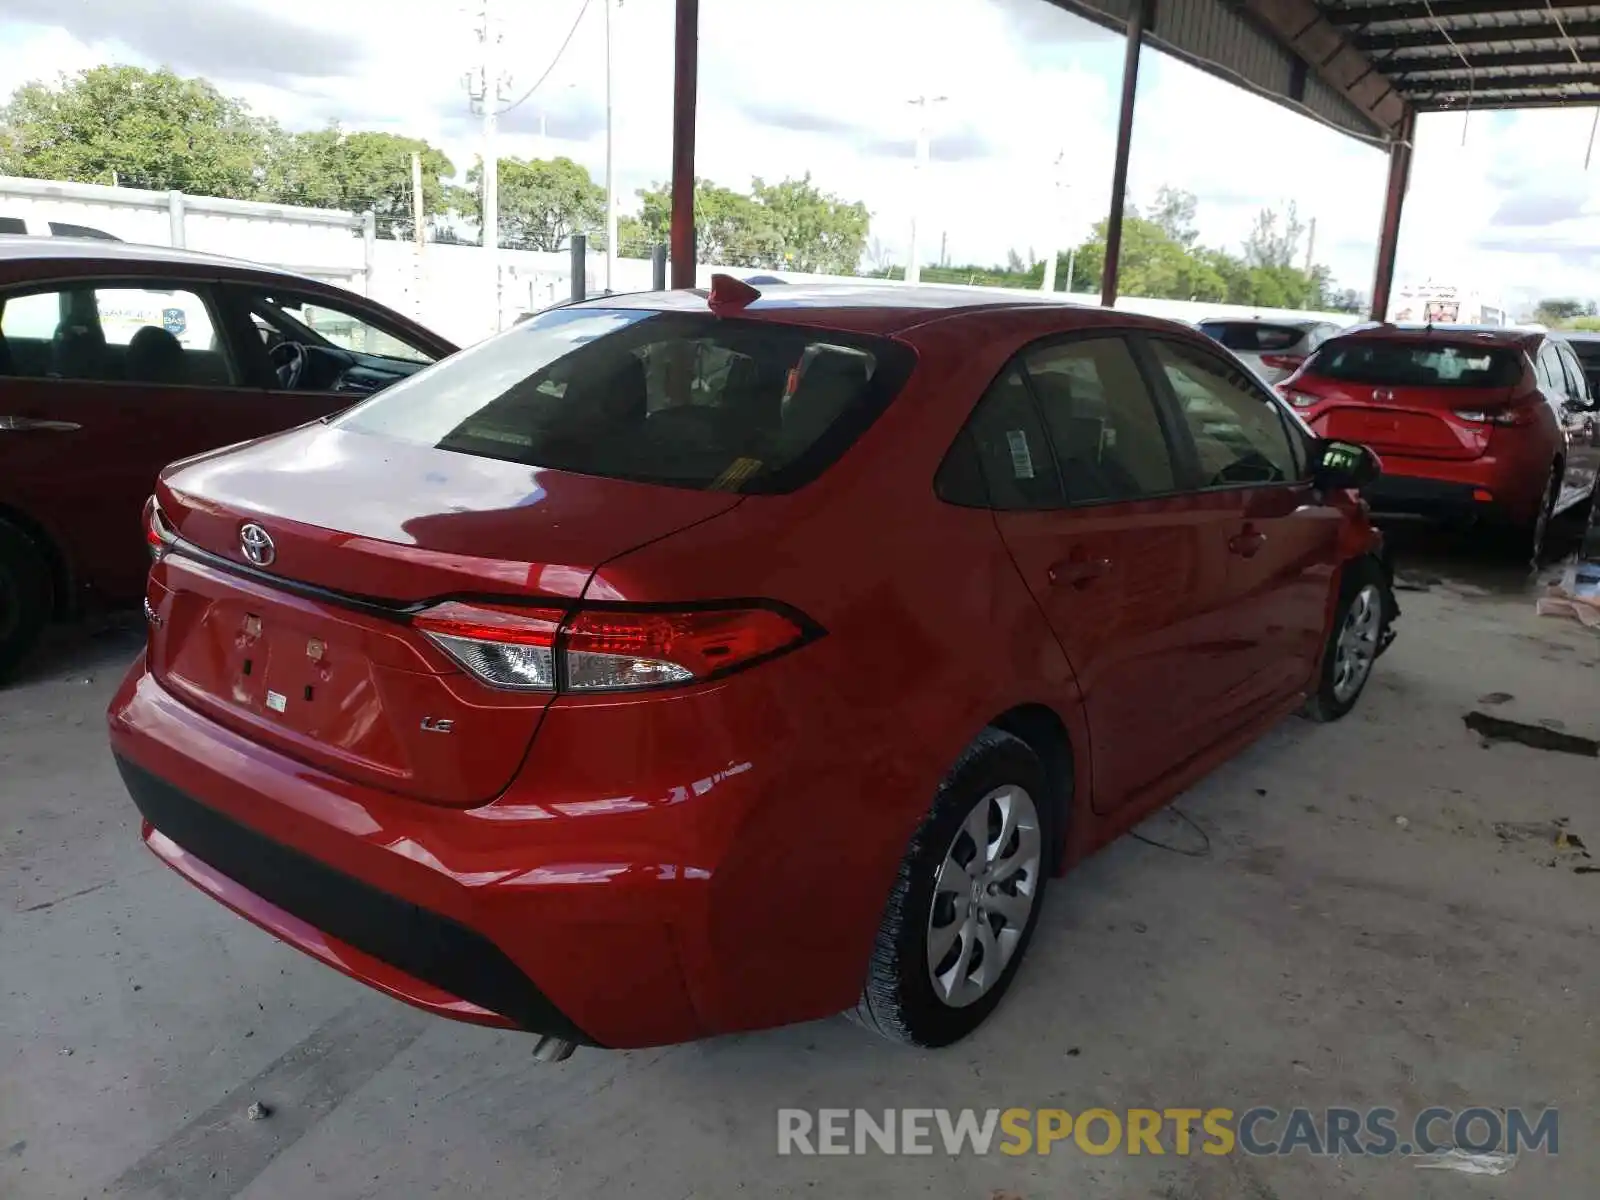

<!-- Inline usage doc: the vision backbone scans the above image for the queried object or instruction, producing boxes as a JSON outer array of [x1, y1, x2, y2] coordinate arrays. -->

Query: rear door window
[[1557, 344, 1590, 403], [1309, 340, 1522, 388], [1198, 323, 1305, 352], [1537, 343, 1569, 398], [336, 307, 915, 493], [0, 282, 234, 385]]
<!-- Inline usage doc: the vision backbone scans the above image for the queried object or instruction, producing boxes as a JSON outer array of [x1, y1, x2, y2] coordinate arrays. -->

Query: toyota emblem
[[239, 523, 276, 567]]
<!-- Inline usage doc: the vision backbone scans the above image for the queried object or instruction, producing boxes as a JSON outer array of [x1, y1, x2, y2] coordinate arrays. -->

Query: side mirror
[[1313, 439, 1382, 492]]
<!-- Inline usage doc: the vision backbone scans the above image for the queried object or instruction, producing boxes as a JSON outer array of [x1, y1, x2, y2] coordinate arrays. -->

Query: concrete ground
[[3, 532, 1598, 1200]]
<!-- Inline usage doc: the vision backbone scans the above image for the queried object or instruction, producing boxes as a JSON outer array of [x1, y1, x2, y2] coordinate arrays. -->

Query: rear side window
[[1309, 339, 1522, 388], [0, 217, 25, 235], [1198, 322, 1305, 352], [336, 307, 915, 494], [937, 365, 1061, 510]]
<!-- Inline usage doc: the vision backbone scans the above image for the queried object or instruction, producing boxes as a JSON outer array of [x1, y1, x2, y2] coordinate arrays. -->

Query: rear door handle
[[1228, 527, 1267, 558], [0, 416, 82, 433], [1048, 555, 1112, 588]]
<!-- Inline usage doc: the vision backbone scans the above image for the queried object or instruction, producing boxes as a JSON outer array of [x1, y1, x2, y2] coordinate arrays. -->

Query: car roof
[[1332, 322, 1541, 349], [1198, 316, 1325, 330], [0, 234, 323, 282], [568, 282, 1192, 337], [1554, 330, 1600, 344]]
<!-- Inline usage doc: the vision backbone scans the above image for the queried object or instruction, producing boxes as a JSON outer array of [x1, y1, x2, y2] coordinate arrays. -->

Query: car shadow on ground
[[8, 611, 147, 690]]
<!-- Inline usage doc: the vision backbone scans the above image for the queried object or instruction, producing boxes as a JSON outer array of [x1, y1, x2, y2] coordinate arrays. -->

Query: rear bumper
[[1362, 475, 1483, 521], [1361, 453, 1544, 525], [107, 653, 936, 1048], [118, 755, 592, 1041]]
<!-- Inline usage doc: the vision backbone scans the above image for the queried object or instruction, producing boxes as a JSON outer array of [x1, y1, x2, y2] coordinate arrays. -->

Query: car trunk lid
[[1303, 380, 1510, 460], [148, 423, 743, 806], [1297, 336, 1526, 461]]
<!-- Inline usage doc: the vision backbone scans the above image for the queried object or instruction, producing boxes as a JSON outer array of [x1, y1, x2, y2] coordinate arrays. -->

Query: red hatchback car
[[0, 238, 457, 677], [1279, 325, 1600, 558], [109, 281, 1395, 1052]]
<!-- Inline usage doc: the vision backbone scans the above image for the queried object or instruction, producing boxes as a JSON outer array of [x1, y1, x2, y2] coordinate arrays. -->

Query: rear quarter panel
[[571, 312, 1096, 1030]]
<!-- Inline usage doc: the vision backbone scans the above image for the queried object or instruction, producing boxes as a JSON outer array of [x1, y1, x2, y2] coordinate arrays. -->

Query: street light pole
[[471, 0, 504, 332], [905, 94, 944, 286], [605, 0, 619, 293]]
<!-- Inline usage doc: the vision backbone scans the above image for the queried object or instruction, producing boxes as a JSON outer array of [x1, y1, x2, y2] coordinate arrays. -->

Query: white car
[[1197, 318, 1342, 385]]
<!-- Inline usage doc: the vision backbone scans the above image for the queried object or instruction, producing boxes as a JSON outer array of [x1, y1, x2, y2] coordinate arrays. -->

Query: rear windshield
[[1197, 322, 1305, 352], [336, 307, 915, 493], [1308, 339, 1523, 388]]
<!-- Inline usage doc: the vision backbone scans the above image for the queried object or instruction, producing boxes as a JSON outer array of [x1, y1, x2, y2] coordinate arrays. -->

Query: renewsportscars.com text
[[776, 1106, 1558, 1158]]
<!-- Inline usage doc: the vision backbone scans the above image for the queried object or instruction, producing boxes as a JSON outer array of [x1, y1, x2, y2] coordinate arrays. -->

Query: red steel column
[[1369, 108, 1416, 322], [1101, 0, 1154, 309], [670, 0, 699, 288]]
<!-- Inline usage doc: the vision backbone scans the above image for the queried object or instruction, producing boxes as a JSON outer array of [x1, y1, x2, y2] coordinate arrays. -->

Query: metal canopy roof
[[1326, 0, 1600, 112], [1055, 0, 1600, 147]]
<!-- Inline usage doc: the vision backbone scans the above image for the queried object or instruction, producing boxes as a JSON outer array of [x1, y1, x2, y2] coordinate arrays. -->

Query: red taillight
[[411, 601, 815, 693], [413, 602, 564, 692], [1452, 405, 1535, 427], [143, 496, 171, 561], [1260, 354, 1305, 372]]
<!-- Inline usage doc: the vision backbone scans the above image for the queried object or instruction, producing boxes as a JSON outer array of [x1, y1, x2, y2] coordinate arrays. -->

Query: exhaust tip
[[531, 1035, 578, 1064]]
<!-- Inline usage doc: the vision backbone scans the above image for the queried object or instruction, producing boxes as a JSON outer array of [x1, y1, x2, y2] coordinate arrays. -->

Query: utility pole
[[905, 94, 945, 286], [1041, 148, 1070, 293], [467, 0, 506, 331], [939, 230, 947, 268], [605, 0, 619, 293], [1303, 215, 1317, 274], [411, 152, 425, 251]]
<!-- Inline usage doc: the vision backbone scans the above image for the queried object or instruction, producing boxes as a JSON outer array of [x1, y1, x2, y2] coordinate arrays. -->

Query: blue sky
[[2, 0, 1597, 311]]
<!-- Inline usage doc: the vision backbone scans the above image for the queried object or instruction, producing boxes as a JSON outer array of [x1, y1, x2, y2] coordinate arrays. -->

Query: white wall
[[3, 176, 1356, 347]]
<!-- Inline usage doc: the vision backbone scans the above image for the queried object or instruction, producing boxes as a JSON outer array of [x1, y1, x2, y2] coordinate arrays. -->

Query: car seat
[[125, 326, 188, 385]]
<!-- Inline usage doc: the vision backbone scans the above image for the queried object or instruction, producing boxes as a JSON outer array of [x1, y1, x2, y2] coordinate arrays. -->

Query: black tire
[[1504, 462, 1559, 565], [0, 520, 52, 683], [1302, 556, 1389, 723], [851, 728, 1052, 1047]]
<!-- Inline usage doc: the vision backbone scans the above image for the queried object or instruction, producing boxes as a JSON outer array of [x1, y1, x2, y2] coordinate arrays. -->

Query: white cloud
[[2, 0, 1598, 306]]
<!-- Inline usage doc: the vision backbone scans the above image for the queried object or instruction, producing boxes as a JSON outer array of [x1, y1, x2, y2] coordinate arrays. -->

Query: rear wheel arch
[[0, 503, 69, 616], [987, 703, 1075, 875]]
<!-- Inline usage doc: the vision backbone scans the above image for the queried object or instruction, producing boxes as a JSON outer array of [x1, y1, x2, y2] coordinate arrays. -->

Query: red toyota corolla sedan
[[109, 280, 1395, 1053], [1279, 324, 1600, 559]]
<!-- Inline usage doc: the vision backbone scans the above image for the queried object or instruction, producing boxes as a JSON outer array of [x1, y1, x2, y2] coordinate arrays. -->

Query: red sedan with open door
[[0, 238, 457, 678], [109, 278, 1395, 1054]]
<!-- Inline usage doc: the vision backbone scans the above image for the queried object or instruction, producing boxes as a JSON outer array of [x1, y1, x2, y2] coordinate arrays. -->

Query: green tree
[[636, 178, 778, 266], [1150, 185, 1199, 249], [1243, 202, 1307, 270], [0, 65, 270, 196], [749, 174, 869, 274], [462, 155, 604, 250], [266, 126, 455, 235], [1534, 298, 1586, 327], [635, 174, 867, 272]]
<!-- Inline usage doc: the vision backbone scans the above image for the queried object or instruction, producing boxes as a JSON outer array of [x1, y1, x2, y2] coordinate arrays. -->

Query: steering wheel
[[270, 340, 307, 390]]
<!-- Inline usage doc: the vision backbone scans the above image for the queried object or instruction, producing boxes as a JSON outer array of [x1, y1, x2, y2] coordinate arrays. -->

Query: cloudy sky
[[3, 0, 1599, 309]]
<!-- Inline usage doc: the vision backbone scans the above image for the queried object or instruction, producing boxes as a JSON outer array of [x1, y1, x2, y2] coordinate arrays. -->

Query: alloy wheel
[[1331, 583, 1383, 704], [926, 784, 1042, 1008]]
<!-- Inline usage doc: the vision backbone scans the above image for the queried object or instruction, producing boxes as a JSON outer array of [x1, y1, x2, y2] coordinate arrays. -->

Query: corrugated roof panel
[[1052, 0, 1392, 142]]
